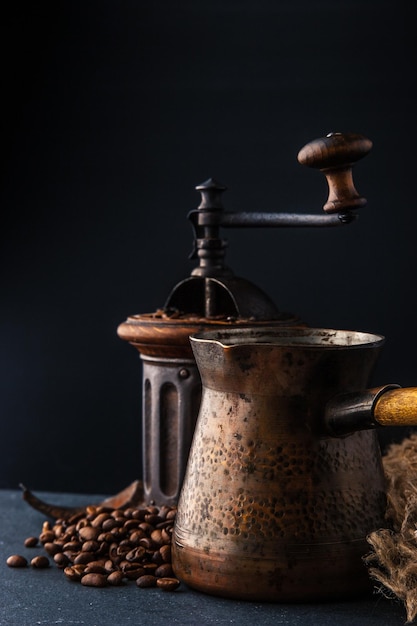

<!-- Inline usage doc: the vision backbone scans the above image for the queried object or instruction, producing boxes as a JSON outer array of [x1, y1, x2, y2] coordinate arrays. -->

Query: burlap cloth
[[365, 433, 417, 623]]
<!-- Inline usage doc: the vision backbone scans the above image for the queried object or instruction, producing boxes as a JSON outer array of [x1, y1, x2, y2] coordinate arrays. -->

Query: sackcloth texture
[[365, 434, 417, 623]]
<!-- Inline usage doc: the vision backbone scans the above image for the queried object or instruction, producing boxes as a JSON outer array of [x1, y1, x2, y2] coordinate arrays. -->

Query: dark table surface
[[0, 488, 408, 626]]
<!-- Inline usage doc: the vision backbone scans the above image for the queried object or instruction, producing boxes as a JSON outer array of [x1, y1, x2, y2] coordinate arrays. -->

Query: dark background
[[1, 0, 415, 495]]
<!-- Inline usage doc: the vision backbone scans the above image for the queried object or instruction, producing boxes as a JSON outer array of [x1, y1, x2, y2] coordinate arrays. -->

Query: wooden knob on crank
[[297, 132, 372, 213]]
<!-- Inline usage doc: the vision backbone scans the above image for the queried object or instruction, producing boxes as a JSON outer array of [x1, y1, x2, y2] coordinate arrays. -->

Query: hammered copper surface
[[172, 328, 387, 601]]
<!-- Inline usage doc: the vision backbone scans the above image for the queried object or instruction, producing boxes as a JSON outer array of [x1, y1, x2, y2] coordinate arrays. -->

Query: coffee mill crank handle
[[218, 131, 373, 231], [189, 131, 373, 256], [325, 385, 417, 437]]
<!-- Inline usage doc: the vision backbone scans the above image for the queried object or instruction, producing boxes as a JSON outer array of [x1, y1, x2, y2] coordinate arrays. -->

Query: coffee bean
[[43, 542, 62, 556], [76, 519, 89, 531], [150, 529, 163, 546], [151, 550, 164, 565], [78, 526, 100, 542], [139, 522, 154, 533], [54, 553, 70, 568], [116, 545, 130, 558], [146, 506, 159, 515], [155, 563, 174, 578], [156, 577, 180, 591], [156, 519, 175, 529], [107, 571, 124, 586], [145, 514, 162, 526], [62, 549, 77, 562], [73, 551, 95, 565], [102, 518, 119, 532], [123, 519, 139, 532], [63, 540, 82, 552], [138, 537, 155, 550], [64, 564, 85, 581], [64, 523, 76, 536], [124, 567, 145, 580], [31, 556, 50, 568], [131, 509, 146, 521], [136, 574, 157, 588], [84, 564, 107, 575], [6, 554, 28, 567], [104, 559, 116, 573], [81, 540, 100, 553], [53, 524, 65, 539], [125, 546, 146, 562], [159, 544, 171, 563], [129, 529, 146, 544], [81, 573, 107, 587], [110, 527, 126, 540], [142, 563, 158, 573], [39, 530, 55, 544], [24, 536, 38, 548], [158, 505, 171, 520], [85, 559, 106, 569], [91, 512, 111, 528]]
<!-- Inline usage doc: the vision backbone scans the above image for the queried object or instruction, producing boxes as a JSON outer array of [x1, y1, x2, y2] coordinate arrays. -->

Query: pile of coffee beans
[[6, 503, 180, 590]]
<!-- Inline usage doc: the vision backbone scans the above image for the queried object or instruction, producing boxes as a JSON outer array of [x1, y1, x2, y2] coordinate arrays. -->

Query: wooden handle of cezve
[[373, 388, 417, 427], [297, 132, 373, 213]]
